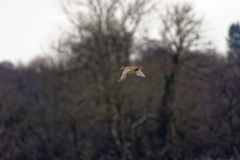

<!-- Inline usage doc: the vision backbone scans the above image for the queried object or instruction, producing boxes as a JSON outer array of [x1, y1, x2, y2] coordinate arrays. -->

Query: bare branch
[[159, 3, 206, 55]]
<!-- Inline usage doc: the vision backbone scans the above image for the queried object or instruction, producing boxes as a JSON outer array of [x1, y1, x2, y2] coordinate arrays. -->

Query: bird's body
[[117, 66, 145, 82]]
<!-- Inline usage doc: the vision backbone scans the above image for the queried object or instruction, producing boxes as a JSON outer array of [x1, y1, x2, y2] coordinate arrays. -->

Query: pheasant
[[117, 66, 145, 82]]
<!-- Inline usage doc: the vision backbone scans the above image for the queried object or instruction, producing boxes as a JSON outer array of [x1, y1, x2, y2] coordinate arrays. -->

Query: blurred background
[[1, 0, 240, 159]]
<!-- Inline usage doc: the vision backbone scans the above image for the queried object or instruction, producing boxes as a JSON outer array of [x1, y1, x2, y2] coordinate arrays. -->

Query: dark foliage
[[1, 1, 240, 160], [228, 22, 240, 67]]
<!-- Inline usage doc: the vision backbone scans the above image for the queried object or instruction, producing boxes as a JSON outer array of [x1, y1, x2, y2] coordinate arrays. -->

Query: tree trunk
[[157, 71, 175, 149], [158, 54, 179, 156]]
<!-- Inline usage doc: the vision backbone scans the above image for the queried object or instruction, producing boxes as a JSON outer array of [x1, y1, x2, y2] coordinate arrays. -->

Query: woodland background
[[1, 0, 240, 160]]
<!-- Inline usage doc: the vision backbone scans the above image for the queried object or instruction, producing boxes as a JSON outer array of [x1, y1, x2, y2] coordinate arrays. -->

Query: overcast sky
[[0, 0, 240, 64]]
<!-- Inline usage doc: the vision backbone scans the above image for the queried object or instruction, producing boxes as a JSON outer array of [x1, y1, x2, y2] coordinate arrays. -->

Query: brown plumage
[[117, 66, 145, 82]]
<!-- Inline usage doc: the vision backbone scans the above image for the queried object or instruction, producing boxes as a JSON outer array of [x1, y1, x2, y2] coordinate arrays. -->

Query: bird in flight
[[117, 66, 145, 82]]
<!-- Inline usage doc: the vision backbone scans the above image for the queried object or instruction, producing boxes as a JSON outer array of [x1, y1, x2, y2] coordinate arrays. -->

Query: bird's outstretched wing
[[135, 69, 145, 77], [117, 68, 131, 82]]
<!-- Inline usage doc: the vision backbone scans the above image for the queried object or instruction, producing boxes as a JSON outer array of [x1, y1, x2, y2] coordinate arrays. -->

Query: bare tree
[[55, 0, 159, 159], [157, 3, 209, 159]]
